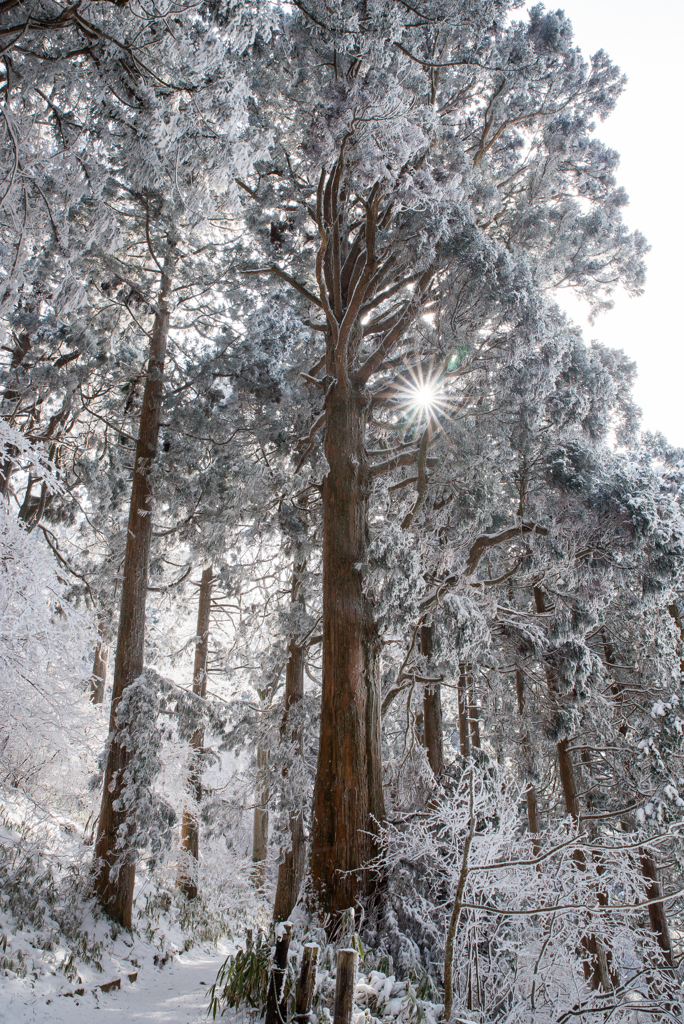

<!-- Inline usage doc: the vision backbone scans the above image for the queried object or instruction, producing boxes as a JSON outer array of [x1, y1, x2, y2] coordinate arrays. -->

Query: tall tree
[[234, 0, 645, 916], [177, 566, 214, 900]]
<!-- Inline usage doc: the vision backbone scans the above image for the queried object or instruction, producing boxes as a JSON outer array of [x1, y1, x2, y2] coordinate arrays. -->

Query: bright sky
[[539, 0, 684, 446]]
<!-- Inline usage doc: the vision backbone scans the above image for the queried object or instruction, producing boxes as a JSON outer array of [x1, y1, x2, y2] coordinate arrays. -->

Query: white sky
[[535, 0, 684, 445]]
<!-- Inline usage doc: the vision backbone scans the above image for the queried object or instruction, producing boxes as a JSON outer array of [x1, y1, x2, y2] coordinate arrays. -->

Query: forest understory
[[1, 1, 683, 1022]]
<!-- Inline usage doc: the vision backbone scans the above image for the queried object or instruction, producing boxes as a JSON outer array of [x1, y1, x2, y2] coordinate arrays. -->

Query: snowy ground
[[1, 942, 231, 1024]]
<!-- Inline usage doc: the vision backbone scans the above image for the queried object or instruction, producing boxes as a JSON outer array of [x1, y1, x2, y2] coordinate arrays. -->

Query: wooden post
[[295, 943, 319, 1023], [265, 922, 292, 1024], [333, 948, 357, 1024]]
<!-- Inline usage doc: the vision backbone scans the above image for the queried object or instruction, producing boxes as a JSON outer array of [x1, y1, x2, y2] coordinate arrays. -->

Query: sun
[[411, 381, 439, 411], [392, 366, 447, 427]]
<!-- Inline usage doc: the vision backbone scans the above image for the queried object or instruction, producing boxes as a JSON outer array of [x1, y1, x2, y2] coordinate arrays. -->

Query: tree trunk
[[640, 850, 674, 967], [534, 586, 614, 992], [468, 672, 481, 750], [92, 258, 173, 928], [273, 638, 306, 920], [515, 669, 539, 839], [252, 745, 269, 883], [90, 618, 109, 705], [310, 379, 385, 916], [421, 625, 444, 777], [177, 565, 213, 900], [0, 329, 32, 497], [274, 553, 308, 921], [457, 664, 470, 758]]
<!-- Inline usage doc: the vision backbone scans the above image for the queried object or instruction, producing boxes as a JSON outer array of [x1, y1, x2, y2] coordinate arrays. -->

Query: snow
[[2, 944, 231, 1024]]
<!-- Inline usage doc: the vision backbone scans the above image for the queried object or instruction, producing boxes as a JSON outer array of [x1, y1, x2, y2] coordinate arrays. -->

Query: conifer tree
[[232, 0, 646, 916]]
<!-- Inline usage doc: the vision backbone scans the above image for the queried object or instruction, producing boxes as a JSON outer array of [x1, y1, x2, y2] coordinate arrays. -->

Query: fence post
[[333, 948, 357, 1024], [295, 943, 319, 1023], [265, 921, 292, 1024]]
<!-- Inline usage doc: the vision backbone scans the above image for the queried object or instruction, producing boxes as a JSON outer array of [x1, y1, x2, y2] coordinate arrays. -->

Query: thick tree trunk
[[421, 625, 444, 778], [310, 380, 385, 916], [177, 566, 213, 900], [92, 260, 173, 928]]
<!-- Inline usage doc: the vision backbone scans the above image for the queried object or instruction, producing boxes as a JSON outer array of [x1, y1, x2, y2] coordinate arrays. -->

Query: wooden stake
[[295, 943, 319, 1023], [265, 922, 292, 1024], [333, 948, 357, 1024]]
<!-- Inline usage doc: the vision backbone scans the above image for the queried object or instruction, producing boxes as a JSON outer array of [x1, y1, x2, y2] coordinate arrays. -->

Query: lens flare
[[411, 382, 439, 411]]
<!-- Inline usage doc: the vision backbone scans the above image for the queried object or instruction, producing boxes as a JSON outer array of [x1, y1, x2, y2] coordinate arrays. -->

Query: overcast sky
[[536, 0, 684, 445]]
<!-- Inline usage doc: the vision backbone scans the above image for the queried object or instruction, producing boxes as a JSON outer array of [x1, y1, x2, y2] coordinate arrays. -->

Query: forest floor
[[1, 939, 231, 1024]]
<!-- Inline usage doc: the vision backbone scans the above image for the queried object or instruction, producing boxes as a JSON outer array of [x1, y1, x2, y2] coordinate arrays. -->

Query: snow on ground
[[1, 942, 232, 1024]]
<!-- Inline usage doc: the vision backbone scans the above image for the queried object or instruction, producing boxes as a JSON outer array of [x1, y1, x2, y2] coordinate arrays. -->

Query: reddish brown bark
[[292, 154, 434, 917], [274, 558, 307, 921], [92, 258, 173, 928], [310, 380, 385, 915], [177, 566, 213, 900]]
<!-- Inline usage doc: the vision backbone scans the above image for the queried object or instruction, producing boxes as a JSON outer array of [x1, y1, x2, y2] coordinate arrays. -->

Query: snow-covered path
[[2, 946, 229, 1024]]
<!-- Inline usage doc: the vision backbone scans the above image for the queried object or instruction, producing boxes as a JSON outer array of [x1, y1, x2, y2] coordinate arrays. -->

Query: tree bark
[[468, 672, 481, 751], [534, 586, 614, 992], [457, 664, 470, 758], [90, 618, 109, 705], [177, 565, 213, 900], [515, 669, 539, 839], [273, 638, 306, 920], [310, 379, 385, 916], [92, 258, 173, 928], [421, 625, 444, 777], [252, 745, 270, 884], [0, 329, 32, 497], [274, 553, 308, 921], [640, 850, 674, 967]]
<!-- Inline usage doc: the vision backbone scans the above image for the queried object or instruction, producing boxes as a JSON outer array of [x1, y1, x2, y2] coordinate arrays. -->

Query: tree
[[233, 0, 644, 916], [0, 421, 93, 796], [177, 566, 214, 900]]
